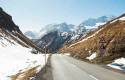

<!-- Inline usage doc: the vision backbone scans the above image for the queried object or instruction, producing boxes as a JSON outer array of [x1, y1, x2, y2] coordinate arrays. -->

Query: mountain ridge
[[25, 15, 114, 39], [27, 15, 115, 53], [60, 13, 125, 63]]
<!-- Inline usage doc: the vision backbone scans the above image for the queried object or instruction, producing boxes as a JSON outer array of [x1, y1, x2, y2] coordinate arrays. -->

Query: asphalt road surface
[[51, 54, 125, 80]]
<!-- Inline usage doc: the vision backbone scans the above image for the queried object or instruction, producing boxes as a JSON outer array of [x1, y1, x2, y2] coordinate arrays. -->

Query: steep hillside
[[0, 7, 42, 52], [60, 14, 125, 63], [0, 7, 47, 80]]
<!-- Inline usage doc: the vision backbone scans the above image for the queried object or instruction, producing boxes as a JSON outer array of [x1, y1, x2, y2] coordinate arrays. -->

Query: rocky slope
[[35, 30, 72, 52], [32, 23, 75, 52], [60, 14, 125, 63]]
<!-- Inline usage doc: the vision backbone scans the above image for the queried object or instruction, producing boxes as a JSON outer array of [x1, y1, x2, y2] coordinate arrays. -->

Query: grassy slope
[[60, 20, 125, 63]]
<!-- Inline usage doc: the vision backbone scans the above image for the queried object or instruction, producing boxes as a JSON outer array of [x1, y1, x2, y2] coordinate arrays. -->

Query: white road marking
[[89, 75, 99, 80]]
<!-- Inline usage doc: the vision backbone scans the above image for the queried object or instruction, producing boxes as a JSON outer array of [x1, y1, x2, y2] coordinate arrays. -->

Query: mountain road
[[51, 54, 125, 80]]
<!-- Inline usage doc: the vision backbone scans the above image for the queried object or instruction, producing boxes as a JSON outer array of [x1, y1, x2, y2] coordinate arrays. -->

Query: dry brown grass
[[60, 20, 125, 63], [11, 65, 40, 80]]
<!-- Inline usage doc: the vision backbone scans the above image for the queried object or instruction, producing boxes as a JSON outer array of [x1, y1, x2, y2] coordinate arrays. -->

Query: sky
[[0, 0, 125, 32]]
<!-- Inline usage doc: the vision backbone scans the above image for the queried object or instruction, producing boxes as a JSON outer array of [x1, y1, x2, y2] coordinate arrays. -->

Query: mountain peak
[[79, 15, 115, 29]]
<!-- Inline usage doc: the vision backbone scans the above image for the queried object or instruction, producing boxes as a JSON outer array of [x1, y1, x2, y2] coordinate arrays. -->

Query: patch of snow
[[64, 53, 71, 56], [86, 52, 96, 60], [85, 22, 106, 29], [119, 16, 125, 20], [0, 36, 48, 80], [61, 32, 69, 37], [30, 77, 36, 80], [107, 58, 125, 71], [96, 22, 106, 27], [110, 16, 125, 24], [110, 19, 118, 23], [71, 35, 79, 40]]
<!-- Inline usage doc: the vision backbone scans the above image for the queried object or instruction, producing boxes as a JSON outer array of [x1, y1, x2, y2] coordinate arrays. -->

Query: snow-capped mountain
[[32, 16, 115, 52], [79, 15, 115, 29], [34, 22, 77, 52], [25, 16, 115, 40], [31, 23, 75, 52], [35, 30, 72, 52], [24, 22, 75, 39], [38, 22, 75, 38], [40, 22, 75, 33]]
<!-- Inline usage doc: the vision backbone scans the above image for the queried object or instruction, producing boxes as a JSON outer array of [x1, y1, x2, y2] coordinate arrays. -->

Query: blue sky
[[0, 0, 125, 32]]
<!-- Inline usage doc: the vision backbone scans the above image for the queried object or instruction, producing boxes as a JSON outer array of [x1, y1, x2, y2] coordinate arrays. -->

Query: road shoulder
[[34, 55, 53, 80]]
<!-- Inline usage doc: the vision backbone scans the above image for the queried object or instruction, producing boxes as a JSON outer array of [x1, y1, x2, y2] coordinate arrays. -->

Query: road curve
[[51, 54, 125, 80]]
